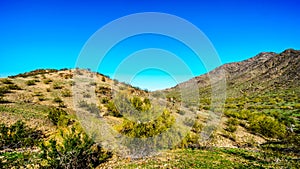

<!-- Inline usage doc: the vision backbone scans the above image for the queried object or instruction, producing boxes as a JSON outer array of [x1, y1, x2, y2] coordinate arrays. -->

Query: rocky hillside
[[163, 49, 300, 149], [168, 49, 300, 98]]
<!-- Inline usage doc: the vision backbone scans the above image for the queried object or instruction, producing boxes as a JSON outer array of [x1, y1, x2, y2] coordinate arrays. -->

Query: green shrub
[[248, 114, 286, 138], [47, 107, 70, 126], [226, 118, 239, 126], [101, 97, 109, 104], [69, 81, 75, 86], [25, 80, 36, 86], [43, 79, 52, 84], [129, 96, 151, 112], [225, 124, 237, 133], [40, 127, 112, 168], [118, 109, 174, 138], [222, 131, 236, 141], [53, 83, 63, 89], [131, 96, 143, 111], [53, 97, 63, 103], [61, 89, 71, 97], [191, 121, 203, 133], [58, 102, 66, 108], [224, 109, 239, 118], [38, 96, 46, 101], [0, 120, 44, 149], [105, 101, 122, 117]]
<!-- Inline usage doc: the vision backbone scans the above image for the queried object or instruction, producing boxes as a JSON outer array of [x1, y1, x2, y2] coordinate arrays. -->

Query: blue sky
[[0, 0, 299, 90]]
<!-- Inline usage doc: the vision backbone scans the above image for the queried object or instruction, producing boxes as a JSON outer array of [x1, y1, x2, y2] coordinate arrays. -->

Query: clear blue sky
[[1, 0, 299, 90]]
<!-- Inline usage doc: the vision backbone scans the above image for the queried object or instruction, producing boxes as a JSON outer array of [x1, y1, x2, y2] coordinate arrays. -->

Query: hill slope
[[0, 49, 299, 168]]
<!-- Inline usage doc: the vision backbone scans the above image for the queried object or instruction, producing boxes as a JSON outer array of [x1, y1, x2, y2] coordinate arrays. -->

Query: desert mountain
[[168, 49, 300, 98]]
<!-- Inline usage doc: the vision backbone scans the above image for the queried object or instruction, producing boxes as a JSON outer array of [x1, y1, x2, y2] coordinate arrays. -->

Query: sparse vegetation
[[25, 80, 36, 86], [0, 86, 11, 96], [1, 78, 13, 84], [43, 78, 52, 84], [78, 100, 100, 115], [0, 120, 44, 150]]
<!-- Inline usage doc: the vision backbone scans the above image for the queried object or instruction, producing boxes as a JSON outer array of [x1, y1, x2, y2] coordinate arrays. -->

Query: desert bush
[[38, 96, 46, 101], [101, 76, 106, 82], [0, 120, 44, 149], [89, 81, 97, 86], [178, 132, 200, 148], [69, 81, 75, 86], [183, 117, 194, 127], [101, 97, 109, 104], [64, 74, 73, 79], [224, 109, 239, 118], [78, 100, 100, 116], [222, 131, 236, 141], [129, 96, 151, 112], [118, 109, 174, 138], [97, 86, 111, 95], [176, 109, 186, 115], [191, 121, 203, 133], [225, 124, 237, 133], [61, 89, 72, 97], [25, 80, 36, 86], [0, 86, 11, 96], [226, 118, 239, 126], [105, 100, 122, 117], [40, 127, 111, 168], [53, 83, 63, 89], [53, 97, 63, 103], [58, 102, 67, 108], [248, 114, 286, 138], [131, 96, 143, 111], [43, 79, 52, 84], [47, 107, 70, 126]]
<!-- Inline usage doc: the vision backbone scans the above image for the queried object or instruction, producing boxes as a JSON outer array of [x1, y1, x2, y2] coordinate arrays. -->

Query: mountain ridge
[[167, 48, 300, 98]]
